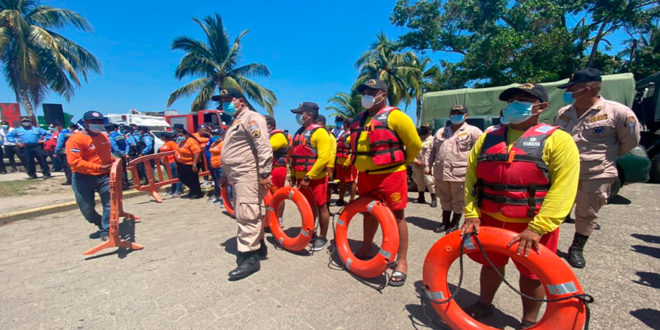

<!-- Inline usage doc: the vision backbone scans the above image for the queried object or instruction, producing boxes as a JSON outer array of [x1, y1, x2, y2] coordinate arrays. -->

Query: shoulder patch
[[70, 148, 80, 153], [252, 130, 261, 139], [535, 125, 554, 134], [559, 114, 570, 122], [626, 116, 637, 127]]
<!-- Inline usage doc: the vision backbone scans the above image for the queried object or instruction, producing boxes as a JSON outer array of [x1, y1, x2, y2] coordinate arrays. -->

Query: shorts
[[467, 213, 560, 280], [357, 170, 408, 211], [336, 164, 357, 183], [294, 176, 328, 207], [271, 166, 287, 189]]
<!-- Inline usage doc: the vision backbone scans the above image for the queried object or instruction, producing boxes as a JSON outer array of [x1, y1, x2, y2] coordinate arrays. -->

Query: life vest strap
[[480, 181, 550, 192]]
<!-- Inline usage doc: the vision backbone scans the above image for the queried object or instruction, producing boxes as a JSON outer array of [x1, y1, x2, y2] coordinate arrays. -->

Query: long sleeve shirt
[[109, 131, 128, 157], [140, 134, 154, 154], [54, 129, 72, 154], [66, 131, 114, 175], [7, 126, 49, 144]]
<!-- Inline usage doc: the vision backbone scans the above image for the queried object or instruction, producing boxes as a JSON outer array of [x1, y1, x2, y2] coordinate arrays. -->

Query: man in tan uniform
[[214, 87, 273, 280], [555, 68, 640, 268], [425, 105, 482, 233], [412, 125, 436, 207]]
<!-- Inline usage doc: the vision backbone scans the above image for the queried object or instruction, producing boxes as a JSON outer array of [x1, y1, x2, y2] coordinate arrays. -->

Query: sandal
[[389, 271, 407, 287], [463, 301, 495, 319]]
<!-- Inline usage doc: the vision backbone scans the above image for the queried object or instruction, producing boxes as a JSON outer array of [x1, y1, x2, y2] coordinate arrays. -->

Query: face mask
[[562, 92, 575, 104], [222, 100, 238, 116], [503, 101, 534, 124], [88, 124, 105, 133], [295, 114, 304, 126], [499, 116, 510, 125], [1, 125, 7, 130], [361, 95, 375, 109], [21, 122, 31, 128], [49, 128, 54, 132], [119, 129, 127, 134], [449, 114, 465, 125], [176, 136, 185, 142]]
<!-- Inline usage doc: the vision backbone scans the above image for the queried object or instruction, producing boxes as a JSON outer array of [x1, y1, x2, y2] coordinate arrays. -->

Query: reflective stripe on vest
[[475, 124, 559, 218], [291, 124, 321, 172]]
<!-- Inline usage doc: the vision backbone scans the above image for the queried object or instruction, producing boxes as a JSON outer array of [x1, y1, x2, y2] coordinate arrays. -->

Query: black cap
[[335, 116, 344, 122], [316, 114, 326, 125], [264, 115, 276, 127], [173, 123, 185, 130], [450, 104, 468, 114], [357, 78, 388, 94], [82, 111, 105, 121], [557, 68, 602, 89], [291, 102, 320, 116], [20, 116, 31, 122], [137, 126, 148, 132], [211, 128, 224, 136], [104, 123, 117, 130], [499, 83, 548, 102], [211, 87, 245, 101], [343, 117, 353, 125]]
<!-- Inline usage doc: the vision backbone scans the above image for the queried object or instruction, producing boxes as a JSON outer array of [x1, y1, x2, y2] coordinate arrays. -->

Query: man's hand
[[507, 228, 542, 257], [17, 142, 24, 148], [460, 217, 481, 236], [99, 163, 112, 170], [424, 169, 431, 175], [259, 176, 272, 191], [219, 175, 228, 188], [327, 168, 334, 181], [192, 164, 198, 172], [53, 154, 57, 158], [414, 160, 423, 167], [299, 178, 310, 188]]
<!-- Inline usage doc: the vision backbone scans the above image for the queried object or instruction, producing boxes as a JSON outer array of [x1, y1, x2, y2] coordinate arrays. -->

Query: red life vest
[[269, 129, 289, 167], [475, 123, 559, 219], [291, 124, 322, 172], [336, 131, 351, 160], [350, 106, 405, 169]]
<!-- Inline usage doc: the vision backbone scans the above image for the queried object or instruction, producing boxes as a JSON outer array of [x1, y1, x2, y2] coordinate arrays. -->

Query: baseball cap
[[499, 83, 549, 102], [264, 115, 276, 127], [20, 116, 31, 122], [450, 104, 468, 113], [316, 114, 327, 125], [557, 68, 602, 89], [291, 102, 320, 116], [211, 87, 245, 101], [357, 78, 388, 94], [82, 111, 105, 121]]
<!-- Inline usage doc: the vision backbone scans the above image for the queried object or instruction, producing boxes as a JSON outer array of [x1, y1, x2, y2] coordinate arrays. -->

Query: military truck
[[633, 72, 660, 182], [421, 73, 651, 199]]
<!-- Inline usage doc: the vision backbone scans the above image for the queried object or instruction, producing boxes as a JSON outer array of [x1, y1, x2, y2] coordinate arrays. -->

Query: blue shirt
[[7, 126, 49, 145], [54, 129, 72, 154], [109, 131, 128, 157], [140, 134, 154, 154]]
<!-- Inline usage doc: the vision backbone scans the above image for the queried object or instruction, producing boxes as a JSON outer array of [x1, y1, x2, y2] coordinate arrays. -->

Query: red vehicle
[[164, 110, 226, 133]]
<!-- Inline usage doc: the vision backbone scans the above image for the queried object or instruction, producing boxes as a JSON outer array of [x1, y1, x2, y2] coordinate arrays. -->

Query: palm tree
[[0, 0, 101, 118], [326, 89, 362, 119], [407, 56, 440, 121], [167, 14, 277, 114], [355, 32, 420, 107]]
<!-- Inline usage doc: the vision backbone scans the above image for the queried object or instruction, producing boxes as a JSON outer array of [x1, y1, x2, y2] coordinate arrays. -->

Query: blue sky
[[0, 0, 430, 132], [0, 1, 629, 132]]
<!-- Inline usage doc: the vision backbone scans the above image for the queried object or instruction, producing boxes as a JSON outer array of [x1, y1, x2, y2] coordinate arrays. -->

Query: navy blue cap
[[499, 83, 549, 102], [82, 111, 105, 121], [357, 78, 388, 94], [291, 102, 320, 115], [211, 87, 245, 101], [558, 68, 602, 89]]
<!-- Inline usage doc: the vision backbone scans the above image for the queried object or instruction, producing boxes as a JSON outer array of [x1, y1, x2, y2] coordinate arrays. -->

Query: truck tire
[[651, 155, 660, 183], [608, 176, 621, 203]]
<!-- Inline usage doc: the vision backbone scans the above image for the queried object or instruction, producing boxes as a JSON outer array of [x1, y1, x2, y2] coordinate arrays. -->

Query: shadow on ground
[[630, 245, 660, 259], [629, 308, 660, 328], [608, 195, 632, 205], [631, 233, 660, 244], [407, 216, 440, 231], [632, 271, 660, 289], [84, 218, 139, 260], [406, 280, 521, 330]]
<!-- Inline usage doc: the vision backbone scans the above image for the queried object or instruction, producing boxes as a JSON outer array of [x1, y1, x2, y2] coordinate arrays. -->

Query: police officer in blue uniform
[[54, 124, 76, 185], [106, 123, 131, 189], [7, 116, 51, 179], [135, 126, 155, 184]]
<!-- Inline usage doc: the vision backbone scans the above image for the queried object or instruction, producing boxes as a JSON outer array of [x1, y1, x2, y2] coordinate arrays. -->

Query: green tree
[[390, 0, 659, 87], [0, 0, 101, 118], [355, 32, 421, 107], [617, 27, 660, 80], [325, 90, 363, 119], [407, 56, 440, 120], [167, 14, 277, 114]]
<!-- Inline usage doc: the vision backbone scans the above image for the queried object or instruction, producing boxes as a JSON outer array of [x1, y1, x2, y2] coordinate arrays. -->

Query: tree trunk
[[586, 20, 608, 68], [416, 95, 422, 126], [18, 89, 35, 119]]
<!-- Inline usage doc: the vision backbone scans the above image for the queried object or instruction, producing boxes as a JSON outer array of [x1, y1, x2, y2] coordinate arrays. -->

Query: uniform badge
[[587, 114, 607, 123], [390, 192, 401, 203], [592, 127, 605, 134], [559, 114, 570, 123], [626, 116, 637, 127], [518, 83, 534, 89], [252, 130, 261, 138]]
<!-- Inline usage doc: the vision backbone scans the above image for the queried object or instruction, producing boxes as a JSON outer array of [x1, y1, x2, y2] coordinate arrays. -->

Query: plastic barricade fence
[[83, 158, 143, 255], [127, 151, 211, 203]]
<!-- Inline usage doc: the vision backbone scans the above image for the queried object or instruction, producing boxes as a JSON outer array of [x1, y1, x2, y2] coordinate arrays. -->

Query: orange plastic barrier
[[423, 227, 587, 330], [127, 151, 211, 203], [83, 158, 143, 255], [335, 196, 399, 278]]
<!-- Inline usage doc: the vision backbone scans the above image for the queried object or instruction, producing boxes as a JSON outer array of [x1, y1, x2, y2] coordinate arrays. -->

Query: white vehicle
[[106, 113, 172, 152]]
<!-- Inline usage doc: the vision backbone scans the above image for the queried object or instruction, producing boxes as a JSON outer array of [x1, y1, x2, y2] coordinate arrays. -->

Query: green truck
[[421, 73, 653, 199]]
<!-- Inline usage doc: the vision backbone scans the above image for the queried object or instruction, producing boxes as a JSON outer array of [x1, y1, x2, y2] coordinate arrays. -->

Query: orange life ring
[[335, 196, 399, 279], [423, 227, 587, 330], [262, 186, 278, 229], [220, 186, 235, 217], [266, 186, 315, 251]]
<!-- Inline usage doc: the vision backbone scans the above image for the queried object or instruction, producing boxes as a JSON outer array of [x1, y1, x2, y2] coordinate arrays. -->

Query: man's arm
[[616, 107, 641, 155], [424, 134, 438, 173], [66, 135, 101, 172], [141, 136, 154, 154], [248, 115, 273, 175], [390, 110, 422, 165], [463, 133, 487, 220], [307, 128, 330, 178]]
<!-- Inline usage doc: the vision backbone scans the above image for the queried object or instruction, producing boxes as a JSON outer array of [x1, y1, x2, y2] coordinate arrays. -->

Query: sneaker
[[214, 199, 223, 206], [172, 192, 182, 197], [28, 175, 38, 180], [207, 195, 217, 202], [336, 199, 346, 207], [310, 237, 328, 251], [100, 231, 109, 241], [43, 174, 52, 179], [61, 182, 71, 186]]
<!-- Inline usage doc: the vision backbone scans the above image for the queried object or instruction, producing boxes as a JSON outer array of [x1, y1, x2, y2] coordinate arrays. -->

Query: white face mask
[[88, 124, 105, 133], [361, 95, 375, 109]]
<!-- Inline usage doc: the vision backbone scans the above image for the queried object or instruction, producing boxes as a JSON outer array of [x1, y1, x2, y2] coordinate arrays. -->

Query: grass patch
[[0, 180, 39, 198]]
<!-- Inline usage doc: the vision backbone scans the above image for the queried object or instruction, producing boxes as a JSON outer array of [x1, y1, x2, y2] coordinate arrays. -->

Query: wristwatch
[[260, 173, 270, 179], [303, 175, 311, 182]]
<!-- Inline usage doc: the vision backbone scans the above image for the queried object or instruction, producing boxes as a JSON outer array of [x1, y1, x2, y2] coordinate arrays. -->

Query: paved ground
[[0, 182, 658, 329]]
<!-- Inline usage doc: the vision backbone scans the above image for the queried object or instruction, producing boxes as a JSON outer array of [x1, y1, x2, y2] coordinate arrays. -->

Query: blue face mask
[[563, 92, 575, 104], [222, 101, 237, 116], [503, 101, 534, 124], [449, 114, 465, 125], [176, 135, 185, 143], [499, 116, 510, 125], [295, 114, 304, 126]]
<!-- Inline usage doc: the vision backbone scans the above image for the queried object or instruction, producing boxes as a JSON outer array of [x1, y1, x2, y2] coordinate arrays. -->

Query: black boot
[[448, 213, 462, 232], [430, 194, 437, 208], [567, 233, 588, 268], [257, 239, 268, 260], [434, 211, 452, 233], [229, 252, 260, 280], [416, 191, 426, 204]]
